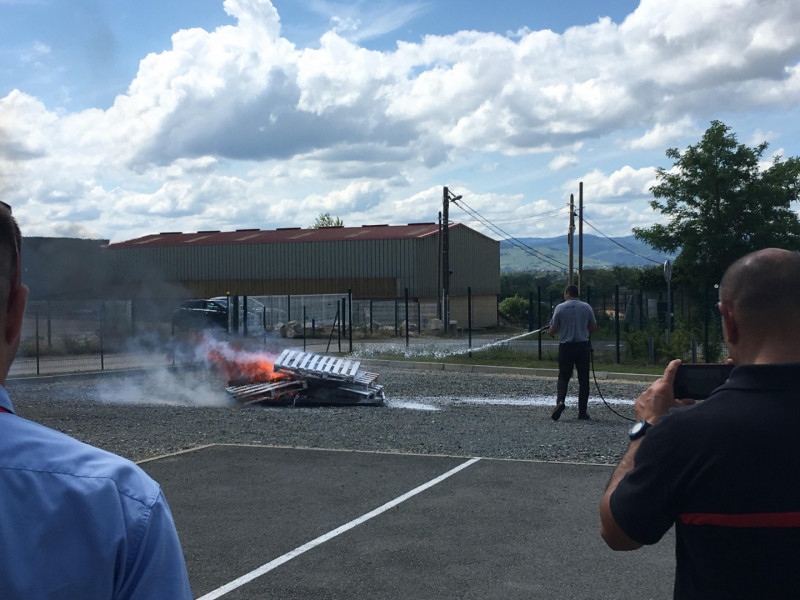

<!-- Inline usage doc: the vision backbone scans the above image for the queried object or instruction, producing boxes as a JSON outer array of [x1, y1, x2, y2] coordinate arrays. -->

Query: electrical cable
[[581, 214, 664, 265], [452, 199, 570, 271]]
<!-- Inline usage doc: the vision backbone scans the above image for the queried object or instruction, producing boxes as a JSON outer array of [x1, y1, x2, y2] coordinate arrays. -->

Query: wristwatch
[[629, 420, 651, 440]]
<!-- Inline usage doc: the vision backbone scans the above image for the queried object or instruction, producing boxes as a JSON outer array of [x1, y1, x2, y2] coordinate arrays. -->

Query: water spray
[[438, 325, 551, 357]]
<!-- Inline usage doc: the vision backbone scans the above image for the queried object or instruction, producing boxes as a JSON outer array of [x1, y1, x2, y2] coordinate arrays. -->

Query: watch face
[[629, 420, 649, 439]]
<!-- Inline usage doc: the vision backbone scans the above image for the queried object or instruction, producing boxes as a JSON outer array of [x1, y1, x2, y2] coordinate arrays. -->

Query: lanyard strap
[[0, 406, 11, 414]]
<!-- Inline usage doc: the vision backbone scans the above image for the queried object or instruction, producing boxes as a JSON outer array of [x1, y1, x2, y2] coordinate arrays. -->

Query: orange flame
[[207, 346, 290, 385]]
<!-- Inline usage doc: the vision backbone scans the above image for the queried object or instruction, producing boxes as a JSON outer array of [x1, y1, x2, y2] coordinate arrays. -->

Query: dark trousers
[[556, 341, 591, 416]]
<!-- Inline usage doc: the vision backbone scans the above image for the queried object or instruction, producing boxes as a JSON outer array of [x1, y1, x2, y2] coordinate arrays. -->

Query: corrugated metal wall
[[104, 226, 499, 303], [447, 226, 500, 296]]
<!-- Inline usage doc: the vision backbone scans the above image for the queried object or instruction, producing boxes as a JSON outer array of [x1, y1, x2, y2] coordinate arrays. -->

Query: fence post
[[537, 287, 542, 361], [100, 301, 105, 371], [615, 285, 620, 364], [348, 289, 353, 353], [704, 286, 710, 363], [243, 296, 248, 337], [527, 292, 533, 332], [47, 301, 52, 348], [639, 291, 644, 331], [468, 286, 472, 358], [404, 288, 410, 348], [35, 312, 40, 375], [338, 299, 343, 353]]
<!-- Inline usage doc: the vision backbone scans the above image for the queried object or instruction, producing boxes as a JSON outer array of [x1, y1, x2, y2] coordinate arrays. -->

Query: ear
[[718, 302, 738, 345], [4, 283, 28, 345]]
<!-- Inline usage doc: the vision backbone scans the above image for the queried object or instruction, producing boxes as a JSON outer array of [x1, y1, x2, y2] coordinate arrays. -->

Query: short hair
[[565, 285, 580, 298], [0, 203, 22, 314], [719, 248, 800, 323]]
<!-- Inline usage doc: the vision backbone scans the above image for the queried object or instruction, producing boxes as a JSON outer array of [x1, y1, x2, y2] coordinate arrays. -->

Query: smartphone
[[673, 363, 734, 400]]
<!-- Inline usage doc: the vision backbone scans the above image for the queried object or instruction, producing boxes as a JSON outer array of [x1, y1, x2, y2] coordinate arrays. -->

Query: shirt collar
[[727, 363, 800, 391], [0, 385, 14, 414]]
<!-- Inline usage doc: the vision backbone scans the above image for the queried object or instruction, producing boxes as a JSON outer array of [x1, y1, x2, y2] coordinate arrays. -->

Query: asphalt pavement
[[141, 445, 676, 600]]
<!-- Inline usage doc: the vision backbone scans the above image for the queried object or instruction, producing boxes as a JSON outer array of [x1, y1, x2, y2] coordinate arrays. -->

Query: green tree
[[311, 213, 344, 228], [633, 120, 800, 291], [498, 294, 529, 324]]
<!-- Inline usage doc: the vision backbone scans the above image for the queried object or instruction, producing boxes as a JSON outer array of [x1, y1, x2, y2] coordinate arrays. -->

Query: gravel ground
[[6, 364, 652, 466]]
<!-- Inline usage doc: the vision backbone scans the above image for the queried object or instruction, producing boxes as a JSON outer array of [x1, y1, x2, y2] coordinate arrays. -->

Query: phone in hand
[[673, 363, 734, 400]]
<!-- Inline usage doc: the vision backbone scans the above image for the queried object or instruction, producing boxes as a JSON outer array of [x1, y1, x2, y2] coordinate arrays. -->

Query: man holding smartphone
[[600, 248, 800, 599]]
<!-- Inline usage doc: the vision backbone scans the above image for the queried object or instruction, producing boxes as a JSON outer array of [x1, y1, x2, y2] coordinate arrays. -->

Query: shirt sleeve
[[117, 490, 194, 600], [608, 424, 677, 545], [549, 304, 560, 328]]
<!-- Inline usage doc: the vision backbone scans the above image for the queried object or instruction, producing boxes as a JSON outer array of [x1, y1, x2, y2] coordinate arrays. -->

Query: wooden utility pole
[[442, 188, 450, 331], [578, 181, 584, 294], [568, 193, 575, 285]]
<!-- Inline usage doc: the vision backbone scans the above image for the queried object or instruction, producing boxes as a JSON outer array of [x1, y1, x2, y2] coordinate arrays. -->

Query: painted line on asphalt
[[196, 457, 482, 600]]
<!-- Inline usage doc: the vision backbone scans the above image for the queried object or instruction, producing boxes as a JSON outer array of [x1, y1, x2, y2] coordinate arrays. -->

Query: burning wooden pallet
[[226, 349, 385, 406]]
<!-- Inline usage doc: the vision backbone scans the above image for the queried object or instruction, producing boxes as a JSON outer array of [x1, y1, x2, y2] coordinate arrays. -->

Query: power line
[[452, 198, 570, 271], [581, 213, 664, 265], [485, 207, 568, 226]]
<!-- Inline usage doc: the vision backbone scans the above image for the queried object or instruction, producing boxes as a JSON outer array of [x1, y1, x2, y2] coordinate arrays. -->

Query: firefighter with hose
[[548, 285, 598, 421]]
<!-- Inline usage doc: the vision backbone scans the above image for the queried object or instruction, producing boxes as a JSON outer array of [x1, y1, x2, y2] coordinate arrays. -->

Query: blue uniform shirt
[[0, 386, 193, 599]]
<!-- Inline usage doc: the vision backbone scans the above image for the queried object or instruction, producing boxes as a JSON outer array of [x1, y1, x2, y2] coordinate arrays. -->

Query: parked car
[[210, 297, 288, 331], [171, 299, 228, 331]]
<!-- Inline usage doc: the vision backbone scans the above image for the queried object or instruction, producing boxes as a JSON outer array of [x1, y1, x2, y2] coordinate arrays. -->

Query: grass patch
[[361, 346, 667, 375]]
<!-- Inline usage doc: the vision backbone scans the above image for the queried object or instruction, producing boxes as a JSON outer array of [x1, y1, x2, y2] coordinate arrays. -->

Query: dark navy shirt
[[610, 364, 800, 599]]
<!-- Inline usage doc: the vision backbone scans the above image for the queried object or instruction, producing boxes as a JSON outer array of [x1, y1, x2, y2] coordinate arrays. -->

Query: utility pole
[[568, 193, 575, 286], [441, 186, 462, 334], [437, 210, 442, 321], [442, 187, 450, 332], [578, 181, 584, 294]]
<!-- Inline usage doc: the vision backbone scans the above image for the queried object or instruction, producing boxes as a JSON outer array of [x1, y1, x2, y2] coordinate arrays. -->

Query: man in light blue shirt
[[0, 203, 194, 599], [548, 285, 598, 421]]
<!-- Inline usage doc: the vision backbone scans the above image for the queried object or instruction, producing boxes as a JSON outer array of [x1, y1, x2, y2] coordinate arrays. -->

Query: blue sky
[[1, 0, 799, 250]]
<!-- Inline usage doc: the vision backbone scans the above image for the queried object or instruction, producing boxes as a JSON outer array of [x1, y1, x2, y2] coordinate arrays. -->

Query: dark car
[[210, 297, 287, 331], [171, 298, 228, 331]]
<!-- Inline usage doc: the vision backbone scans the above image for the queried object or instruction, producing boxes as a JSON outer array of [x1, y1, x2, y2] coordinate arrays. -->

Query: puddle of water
[[384, 396, 633, 411]]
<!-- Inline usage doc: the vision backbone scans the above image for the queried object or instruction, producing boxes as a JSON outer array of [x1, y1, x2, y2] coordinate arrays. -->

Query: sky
[[1, 0, 799, 246]]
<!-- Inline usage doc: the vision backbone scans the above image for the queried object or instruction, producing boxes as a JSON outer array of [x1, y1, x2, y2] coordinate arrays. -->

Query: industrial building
[[103, 223, 500, 329]]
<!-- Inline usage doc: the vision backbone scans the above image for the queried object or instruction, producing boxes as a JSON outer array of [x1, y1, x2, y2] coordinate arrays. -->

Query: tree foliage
[[633, 120, 800, 291], [498, 294, 529, 324], [311, 213, 344, 228]]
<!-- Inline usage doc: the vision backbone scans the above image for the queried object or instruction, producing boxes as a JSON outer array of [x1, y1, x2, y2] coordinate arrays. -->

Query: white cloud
[[628, 117, 700, 150], [548, 154, 579, 171], [2, 0, 800, 242], [566, 166, 659, 210]]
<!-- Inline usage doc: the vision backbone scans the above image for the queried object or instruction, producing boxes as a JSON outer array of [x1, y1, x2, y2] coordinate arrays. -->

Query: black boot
[[552, 379, 568, 421]]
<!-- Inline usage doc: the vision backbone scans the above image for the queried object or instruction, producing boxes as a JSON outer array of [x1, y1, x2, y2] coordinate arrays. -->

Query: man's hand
[[634, 359, 695, 425]]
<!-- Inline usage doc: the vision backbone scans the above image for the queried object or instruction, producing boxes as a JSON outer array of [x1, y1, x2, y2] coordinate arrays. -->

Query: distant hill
[[500, 234, 675, 271]]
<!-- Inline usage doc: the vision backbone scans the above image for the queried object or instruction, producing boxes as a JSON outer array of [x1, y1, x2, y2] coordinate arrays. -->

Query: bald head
[[719, 248, 800, 343]]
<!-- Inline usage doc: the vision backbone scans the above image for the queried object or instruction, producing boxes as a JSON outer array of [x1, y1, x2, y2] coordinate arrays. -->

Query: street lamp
[[442, 186, 462, 334]]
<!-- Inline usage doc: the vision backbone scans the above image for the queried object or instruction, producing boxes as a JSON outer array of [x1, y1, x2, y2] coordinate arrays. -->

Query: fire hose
[[589, 341, 635, 422]]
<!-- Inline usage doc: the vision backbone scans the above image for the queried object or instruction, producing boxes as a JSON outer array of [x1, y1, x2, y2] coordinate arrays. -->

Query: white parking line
[[196, 457, 482, 600]]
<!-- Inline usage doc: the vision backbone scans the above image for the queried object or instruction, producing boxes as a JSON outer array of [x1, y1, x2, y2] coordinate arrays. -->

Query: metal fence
[[10, 290, 725, 378]]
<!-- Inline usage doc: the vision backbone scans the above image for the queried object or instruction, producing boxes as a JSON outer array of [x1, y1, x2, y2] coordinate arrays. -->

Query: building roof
[[105, 222, 479, 249]]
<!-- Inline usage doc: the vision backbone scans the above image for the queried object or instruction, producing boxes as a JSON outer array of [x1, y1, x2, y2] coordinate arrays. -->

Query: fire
[[201, 336, 290, 385]]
